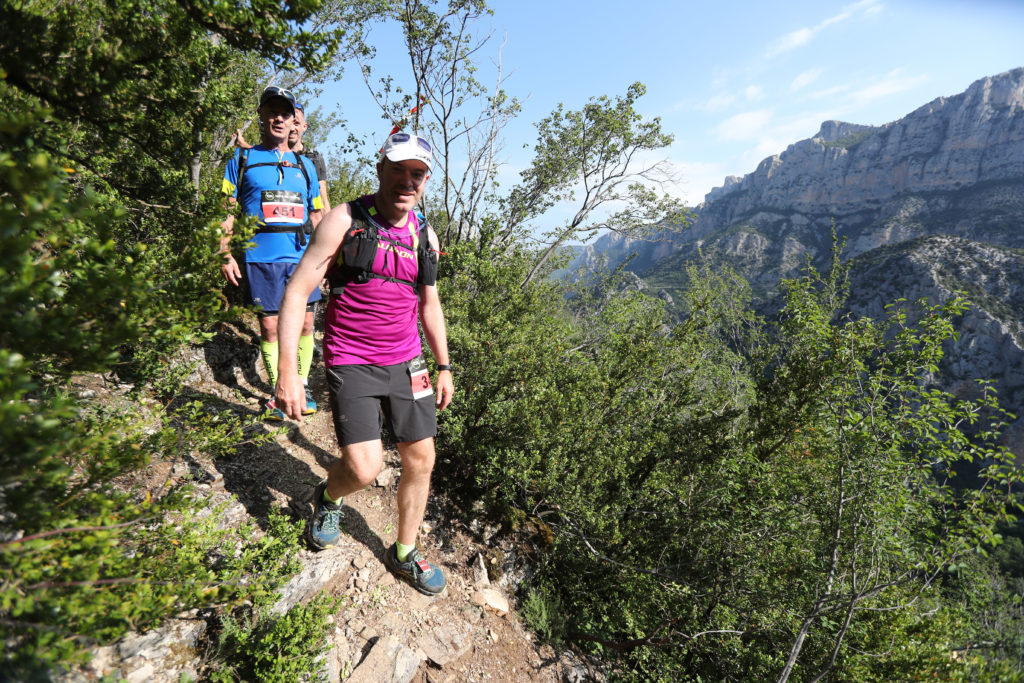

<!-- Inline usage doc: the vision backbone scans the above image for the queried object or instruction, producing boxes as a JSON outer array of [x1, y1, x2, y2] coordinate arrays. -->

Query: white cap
[[381, 132, 433, 172]]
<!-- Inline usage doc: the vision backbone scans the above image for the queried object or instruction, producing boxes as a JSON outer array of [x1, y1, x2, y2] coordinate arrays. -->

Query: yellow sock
[[259, 339, 279, 387], [396, 541, 416, 562], [297, 334, 314, 382]]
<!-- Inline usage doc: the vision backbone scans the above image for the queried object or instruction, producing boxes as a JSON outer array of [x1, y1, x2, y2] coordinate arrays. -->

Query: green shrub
[[521, 584, 568, 645], [209, 594, 343, 683], [437, 239, 1023, 680]]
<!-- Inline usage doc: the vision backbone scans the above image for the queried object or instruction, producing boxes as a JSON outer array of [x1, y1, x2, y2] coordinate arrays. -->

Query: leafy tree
[[356, 0, 521, 241], [497, 82, 689, 287], [436, 238, 1023, 680], [0, 0, 345, 674]]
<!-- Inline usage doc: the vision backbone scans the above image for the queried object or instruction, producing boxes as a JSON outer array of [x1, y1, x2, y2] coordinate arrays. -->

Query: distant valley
[[568, 67, 1024, 455]]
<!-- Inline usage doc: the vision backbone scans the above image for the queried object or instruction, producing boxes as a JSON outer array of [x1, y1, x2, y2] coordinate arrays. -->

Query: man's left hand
[[435, 370, 454, 411]]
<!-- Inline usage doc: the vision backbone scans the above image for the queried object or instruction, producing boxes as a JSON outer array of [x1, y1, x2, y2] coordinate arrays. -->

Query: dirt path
[[88, 319, 584, 682]]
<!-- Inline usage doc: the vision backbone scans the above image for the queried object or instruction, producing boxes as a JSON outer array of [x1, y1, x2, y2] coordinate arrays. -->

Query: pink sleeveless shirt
[[323, 196, 423, 366]]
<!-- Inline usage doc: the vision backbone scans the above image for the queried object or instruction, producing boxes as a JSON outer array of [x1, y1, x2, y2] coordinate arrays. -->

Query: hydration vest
[[328, 199, 439, 295], [236, 147, 314, 245]]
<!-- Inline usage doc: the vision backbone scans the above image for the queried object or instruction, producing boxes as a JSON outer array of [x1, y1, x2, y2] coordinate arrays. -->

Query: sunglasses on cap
[[262, 86, 294, 100], [388, 132, 432, 153]]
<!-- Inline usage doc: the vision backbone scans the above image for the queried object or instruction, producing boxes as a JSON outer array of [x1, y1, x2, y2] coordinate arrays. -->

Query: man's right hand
[[276, 373, 306, 423], [221, 254, 241, 286]]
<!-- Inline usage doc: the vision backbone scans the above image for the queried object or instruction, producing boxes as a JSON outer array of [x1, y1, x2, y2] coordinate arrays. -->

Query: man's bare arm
[[220, 199, 241, 286], [419, 228, 453, 410], [275, 203, 353, 420]]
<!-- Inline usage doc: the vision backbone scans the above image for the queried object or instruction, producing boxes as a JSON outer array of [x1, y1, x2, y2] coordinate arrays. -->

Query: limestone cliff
[[573, 67, 1024, 455]]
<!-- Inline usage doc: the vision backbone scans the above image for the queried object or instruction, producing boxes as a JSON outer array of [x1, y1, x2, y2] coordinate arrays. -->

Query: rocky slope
[[58, 319, 593, 683], [570, 67, 1024, 455]]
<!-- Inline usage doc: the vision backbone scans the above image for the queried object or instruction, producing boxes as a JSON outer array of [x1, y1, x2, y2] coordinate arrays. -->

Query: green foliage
[[496, 82, 689, 285], [325, 158, 377, 208], [820, 128, 877, 150], [521, 584, 568, 645], [209, 593, 342, 683], [438, 235, 1024, 680], [0, 0, 341, 676]]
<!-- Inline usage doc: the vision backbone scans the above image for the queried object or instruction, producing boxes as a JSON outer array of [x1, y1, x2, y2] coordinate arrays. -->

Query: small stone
[[353, 554, 371, 569], [488, 628, 498, 643], [470, 591, 487, 607], [380, 613, 405, 632], [374, 467, 395, 488], [346, 635, 421, 683], [421, 521, 433, 534], [481, 588, 509, 615], [124, 662, 155, 683], [472, 553, 489, 588]]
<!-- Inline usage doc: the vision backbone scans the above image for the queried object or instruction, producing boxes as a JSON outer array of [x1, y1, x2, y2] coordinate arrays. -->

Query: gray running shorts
[[326, 355, 437, 446]]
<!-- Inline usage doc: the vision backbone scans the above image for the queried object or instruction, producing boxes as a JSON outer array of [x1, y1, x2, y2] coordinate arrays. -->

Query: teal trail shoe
[[306, 481, 343, 550], [303, 385, 317, 415], [385, 543, 446, 595]]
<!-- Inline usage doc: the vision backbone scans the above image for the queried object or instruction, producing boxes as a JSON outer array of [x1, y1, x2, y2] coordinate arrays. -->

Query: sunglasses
[[389, 132, 432, 153], [262, 86, 294, 100]]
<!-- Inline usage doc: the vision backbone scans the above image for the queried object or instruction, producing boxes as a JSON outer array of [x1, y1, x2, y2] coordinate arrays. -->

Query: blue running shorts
[[244, 261, 321, 315]]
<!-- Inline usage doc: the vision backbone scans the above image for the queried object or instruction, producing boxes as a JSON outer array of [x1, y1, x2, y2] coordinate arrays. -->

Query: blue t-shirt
[[222, 146, 323, 263]]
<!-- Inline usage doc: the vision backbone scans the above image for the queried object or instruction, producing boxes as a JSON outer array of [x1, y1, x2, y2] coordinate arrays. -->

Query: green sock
[[260, 339, 279, 388], [297, 334, 314, 382], [396, 541, 416, 562], [322, 487, 342, 505]]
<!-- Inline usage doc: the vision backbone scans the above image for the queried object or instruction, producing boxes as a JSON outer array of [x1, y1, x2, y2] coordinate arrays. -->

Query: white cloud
[[847, 70, 930, 108], [662, 159, 733, 205], [701, 92, 738, 112], [697, 85, 765, 114], [803, 84, 853, 101], [766, 0, 883, 57], [767, 28, 814, 57], [790, 68, 824, 92], [711, 109, 774, 142]]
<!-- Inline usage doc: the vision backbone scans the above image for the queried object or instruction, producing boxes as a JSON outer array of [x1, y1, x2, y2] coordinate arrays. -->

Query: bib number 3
[[408, 356, 433, 400]]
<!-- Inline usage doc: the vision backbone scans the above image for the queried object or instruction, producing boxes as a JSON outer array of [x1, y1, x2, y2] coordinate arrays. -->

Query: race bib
[[408, 356, 433, 400], [261, 190, 305, 225]]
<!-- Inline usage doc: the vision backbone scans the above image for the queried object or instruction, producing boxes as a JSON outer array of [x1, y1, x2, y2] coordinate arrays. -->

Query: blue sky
[[317, 0, 1023, 207]]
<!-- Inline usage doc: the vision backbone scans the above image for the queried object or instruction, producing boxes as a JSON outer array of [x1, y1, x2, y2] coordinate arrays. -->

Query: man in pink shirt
[[275, 133, 454, 595]]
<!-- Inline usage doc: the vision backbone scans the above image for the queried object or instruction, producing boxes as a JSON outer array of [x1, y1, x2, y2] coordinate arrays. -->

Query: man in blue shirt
[[220, 86, 325, 419]]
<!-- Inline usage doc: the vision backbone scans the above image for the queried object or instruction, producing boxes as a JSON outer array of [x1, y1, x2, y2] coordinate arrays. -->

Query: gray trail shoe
[[385, 543, 446, 595], [306, 482, 343, 550]]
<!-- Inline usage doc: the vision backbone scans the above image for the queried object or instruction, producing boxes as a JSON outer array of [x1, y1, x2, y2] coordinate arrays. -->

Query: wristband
[[436, 364, 453, 372]]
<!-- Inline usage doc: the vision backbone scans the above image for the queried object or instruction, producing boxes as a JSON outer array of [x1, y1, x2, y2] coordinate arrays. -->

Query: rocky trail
[[63, 318, 595, 682]]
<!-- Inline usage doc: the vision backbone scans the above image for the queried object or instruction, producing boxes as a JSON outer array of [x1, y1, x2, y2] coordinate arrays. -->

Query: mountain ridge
[[569, 67, 1024, 456]]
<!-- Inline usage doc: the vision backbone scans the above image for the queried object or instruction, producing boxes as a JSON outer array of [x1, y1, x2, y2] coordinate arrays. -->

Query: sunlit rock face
[[570, 68, 1024, 457]]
